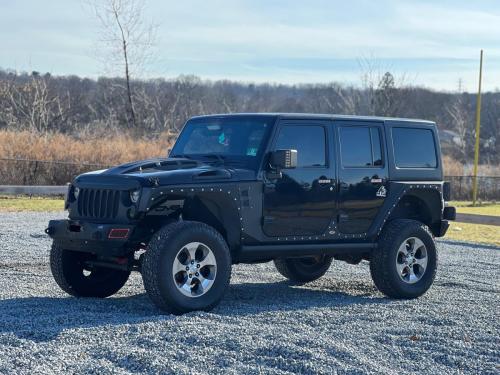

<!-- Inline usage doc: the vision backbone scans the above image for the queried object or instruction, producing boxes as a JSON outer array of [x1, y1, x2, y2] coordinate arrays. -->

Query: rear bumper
[[46, 220, 136, 256], [435, 205, 455, 237], [443, 206, 456, 221]]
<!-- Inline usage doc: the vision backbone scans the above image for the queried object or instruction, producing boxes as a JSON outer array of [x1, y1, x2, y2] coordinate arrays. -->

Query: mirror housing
[[270, 149, 298, 169]]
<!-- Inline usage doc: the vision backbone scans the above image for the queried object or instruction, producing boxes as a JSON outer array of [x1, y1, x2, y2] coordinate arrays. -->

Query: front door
[[335, 121, 388, 234], [263, 121, 336, 237]]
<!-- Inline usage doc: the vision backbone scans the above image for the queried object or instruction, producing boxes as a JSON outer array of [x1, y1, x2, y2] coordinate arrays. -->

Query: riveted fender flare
[[141, 184, 243, 252], [367, 182, 444, 240]]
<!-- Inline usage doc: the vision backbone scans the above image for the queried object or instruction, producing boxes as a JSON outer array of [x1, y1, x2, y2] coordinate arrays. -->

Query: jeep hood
[[73, 158, 256, 188]]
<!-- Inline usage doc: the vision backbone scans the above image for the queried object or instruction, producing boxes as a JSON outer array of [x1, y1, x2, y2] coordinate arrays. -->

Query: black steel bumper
[[46, 220, 136, 256], [435, 220, 450, 237], [435, 205, 456, 237]]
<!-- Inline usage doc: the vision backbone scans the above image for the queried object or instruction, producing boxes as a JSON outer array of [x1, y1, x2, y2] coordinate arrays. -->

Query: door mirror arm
[[266, 149, 297, 180], [265, 164, 283, 180]]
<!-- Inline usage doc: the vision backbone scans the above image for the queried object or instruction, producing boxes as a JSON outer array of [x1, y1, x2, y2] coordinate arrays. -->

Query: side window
[[392, 127, 437, 168], [275, 125, 326, 167], [339, 126, 383, 167]]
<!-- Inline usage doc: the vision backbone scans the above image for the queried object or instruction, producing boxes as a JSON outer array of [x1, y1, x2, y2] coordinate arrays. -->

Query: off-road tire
[[50, 240, 130, 298], [274, 255, 333, 283], [141, 221, 232, 315], [370, 219, 437, 299]]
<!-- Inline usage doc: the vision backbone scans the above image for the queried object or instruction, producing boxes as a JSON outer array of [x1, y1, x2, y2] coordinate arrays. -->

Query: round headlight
[[130, 189, 141, 203], [73, 187, 80, 200]]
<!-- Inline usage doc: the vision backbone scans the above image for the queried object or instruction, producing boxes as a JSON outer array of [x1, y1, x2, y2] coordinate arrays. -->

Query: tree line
[[0, 69, 498, 165]]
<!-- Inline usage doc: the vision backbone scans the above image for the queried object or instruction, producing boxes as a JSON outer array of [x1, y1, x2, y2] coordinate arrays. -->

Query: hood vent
[[123, 159, 199, 174], [193, 169, 231, 180]]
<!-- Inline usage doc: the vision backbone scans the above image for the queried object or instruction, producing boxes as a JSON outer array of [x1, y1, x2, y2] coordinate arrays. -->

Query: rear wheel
[[370, 219, 437, 299], [274, 255, 333, 283], [50, 240, 130, 298], [141, 221, 231, 314]]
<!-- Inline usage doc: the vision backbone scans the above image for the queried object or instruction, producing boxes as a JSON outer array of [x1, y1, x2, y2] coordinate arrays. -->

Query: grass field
[[0, 196, 64, 212], [1, 197, 498, 246], [449, 201, 500, 216]]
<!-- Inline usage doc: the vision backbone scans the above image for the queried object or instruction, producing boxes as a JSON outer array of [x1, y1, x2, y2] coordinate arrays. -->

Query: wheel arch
[[386, 189, 443, 236], [181, 194, 241, 252]]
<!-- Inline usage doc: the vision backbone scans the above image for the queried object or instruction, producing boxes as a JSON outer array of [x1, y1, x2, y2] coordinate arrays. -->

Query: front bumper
[[46, 220, 136, 256]]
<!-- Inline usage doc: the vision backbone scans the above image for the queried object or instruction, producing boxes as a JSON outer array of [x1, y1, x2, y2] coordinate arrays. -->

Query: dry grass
[[0, 130, 176, 166], [0, 130, 498, 175], [445, 222, 500, 247], [442, 155, 500, 176]]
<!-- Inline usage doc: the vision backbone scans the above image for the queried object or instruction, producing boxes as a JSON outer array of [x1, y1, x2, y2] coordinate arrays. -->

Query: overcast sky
[[1, 0, 499, 91]]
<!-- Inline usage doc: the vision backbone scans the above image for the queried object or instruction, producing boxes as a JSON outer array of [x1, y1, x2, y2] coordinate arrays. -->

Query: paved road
[[0, 212, 499, 374], [455, 213, 500, 226]]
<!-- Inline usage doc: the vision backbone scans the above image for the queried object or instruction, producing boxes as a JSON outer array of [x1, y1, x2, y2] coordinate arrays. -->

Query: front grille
[[77, 188, 120, 219]]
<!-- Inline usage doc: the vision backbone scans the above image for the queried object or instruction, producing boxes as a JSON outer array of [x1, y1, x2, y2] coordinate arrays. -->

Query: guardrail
[[0, 185, 67, 196]]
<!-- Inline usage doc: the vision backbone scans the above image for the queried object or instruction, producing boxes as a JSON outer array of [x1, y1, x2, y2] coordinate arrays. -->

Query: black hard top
[[190, 113, 435, 125]]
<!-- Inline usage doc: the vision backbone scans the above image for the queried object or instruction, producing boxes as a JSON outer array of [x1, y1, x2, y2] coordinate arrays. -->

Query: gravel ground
[[0, 212, 499, 375]]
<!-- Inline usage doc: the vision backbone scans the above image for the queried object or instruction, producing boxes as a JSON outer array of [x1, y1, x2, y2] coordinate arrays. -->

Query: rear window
[[392, 127, 437, 168]]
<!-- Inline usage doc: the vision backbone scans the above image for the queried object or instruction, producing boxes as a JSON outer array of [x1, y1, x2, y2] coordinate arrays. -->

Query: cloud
[[0, 0, 499, 90]]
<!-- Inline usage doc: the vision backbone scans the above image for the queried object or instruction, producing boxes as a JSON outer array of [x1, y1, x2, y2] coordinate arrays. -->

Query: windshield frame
[[170, 115, 277, 170]]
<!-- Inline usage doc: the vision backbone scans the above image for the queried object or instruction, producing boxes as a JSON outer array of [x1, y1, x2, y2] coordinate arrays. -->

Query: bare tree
[[445, 94, 471, 162], [2, 74, 69, 133], [357, 56, 409, 116], [86, 0, 157, 128]]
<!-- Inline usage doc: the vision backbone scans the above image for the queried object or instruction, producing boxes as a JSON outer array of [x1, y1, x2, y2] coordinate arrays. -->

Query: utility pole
[[472, 50, 483, 206]]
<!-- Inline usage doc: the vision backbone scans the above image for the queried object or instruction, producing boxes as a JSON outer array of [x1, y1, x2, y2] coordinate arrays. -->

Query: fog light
[[130, 189, 141, 203]]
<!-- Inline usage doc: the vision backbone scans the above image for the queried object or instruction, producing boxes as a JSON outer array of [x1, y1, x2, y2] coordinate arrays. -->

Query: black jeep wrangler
[[47, 114, 456, 314]]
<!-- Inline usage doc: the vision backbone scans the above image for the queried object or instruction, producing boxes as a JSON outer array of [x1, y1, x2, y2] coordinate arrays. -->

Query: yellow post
[[472, 50, 483, 206]]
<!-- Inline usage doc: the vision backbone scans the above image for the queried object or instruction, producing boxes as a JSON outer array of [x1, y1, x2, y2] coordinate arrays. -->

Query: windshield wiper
[[201, 155, 249, 168], [171, 154, 194, 160], [199, 154, 226, 165]]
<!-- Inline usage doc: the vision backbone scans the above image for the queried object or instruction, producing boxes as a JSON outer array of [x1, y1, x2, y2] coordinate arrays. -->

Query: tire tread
[[141, 221, 231, 314], [370, 219, 437, 299]]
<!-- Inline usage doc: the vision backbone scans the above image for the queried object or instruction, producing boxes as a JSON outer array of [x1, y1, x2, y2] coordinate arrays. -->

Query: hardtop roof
[[189, 113, 435, 125]]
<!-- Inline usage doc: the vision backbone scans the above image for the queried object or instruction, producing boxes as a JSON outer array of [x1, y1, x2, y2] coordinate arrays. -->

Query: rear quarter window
[[392, 127, 437, 168]]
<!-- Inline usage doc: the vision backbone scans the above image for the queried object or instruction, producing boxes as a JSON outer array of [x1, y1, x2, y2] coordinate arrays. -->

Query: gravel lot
[[0, 212, 499, 374]]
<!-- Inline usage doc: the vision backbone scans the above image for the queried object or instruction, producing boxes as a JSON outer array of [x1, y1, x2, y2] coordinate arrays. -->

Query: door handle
[[318, 178, 333, 185], [370, 178, 383, 184]]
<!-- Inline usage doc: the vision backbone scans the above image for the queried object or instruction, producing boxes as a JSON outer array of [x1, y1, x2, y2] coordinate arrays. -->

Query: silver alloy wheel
[[172, 242, 217, 298], [395, 237, 428, 284]]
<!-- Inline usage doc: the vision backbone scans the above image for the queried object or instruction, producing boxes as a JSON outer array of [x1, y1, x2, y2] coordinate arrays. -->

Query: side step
[[239, 242, 376, 262]]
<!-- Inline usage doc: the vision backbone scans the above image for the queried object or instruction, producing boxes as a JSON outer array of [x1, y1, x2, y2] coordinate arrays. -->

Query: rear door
[[335, 121, 388, 234]]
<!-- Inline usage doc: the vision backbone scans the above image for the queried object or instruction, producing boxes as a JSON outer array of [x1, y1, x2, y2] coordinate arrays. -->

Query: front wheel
[[141, 221, 232, 314], [370, 219, 437, 299], [50, 241, 130, 298], [274, 255, 333, 283]]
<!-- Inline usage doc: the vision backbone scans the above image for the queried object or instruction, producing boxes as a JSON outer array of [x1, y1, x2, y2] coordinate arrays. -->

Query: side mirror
[[270, 149, 298, 169]]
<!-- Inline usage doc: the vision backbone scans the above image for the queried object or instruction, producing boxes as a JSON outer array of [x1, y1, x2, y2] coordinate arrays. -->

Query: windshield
[[171, 116, 275, 170]]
